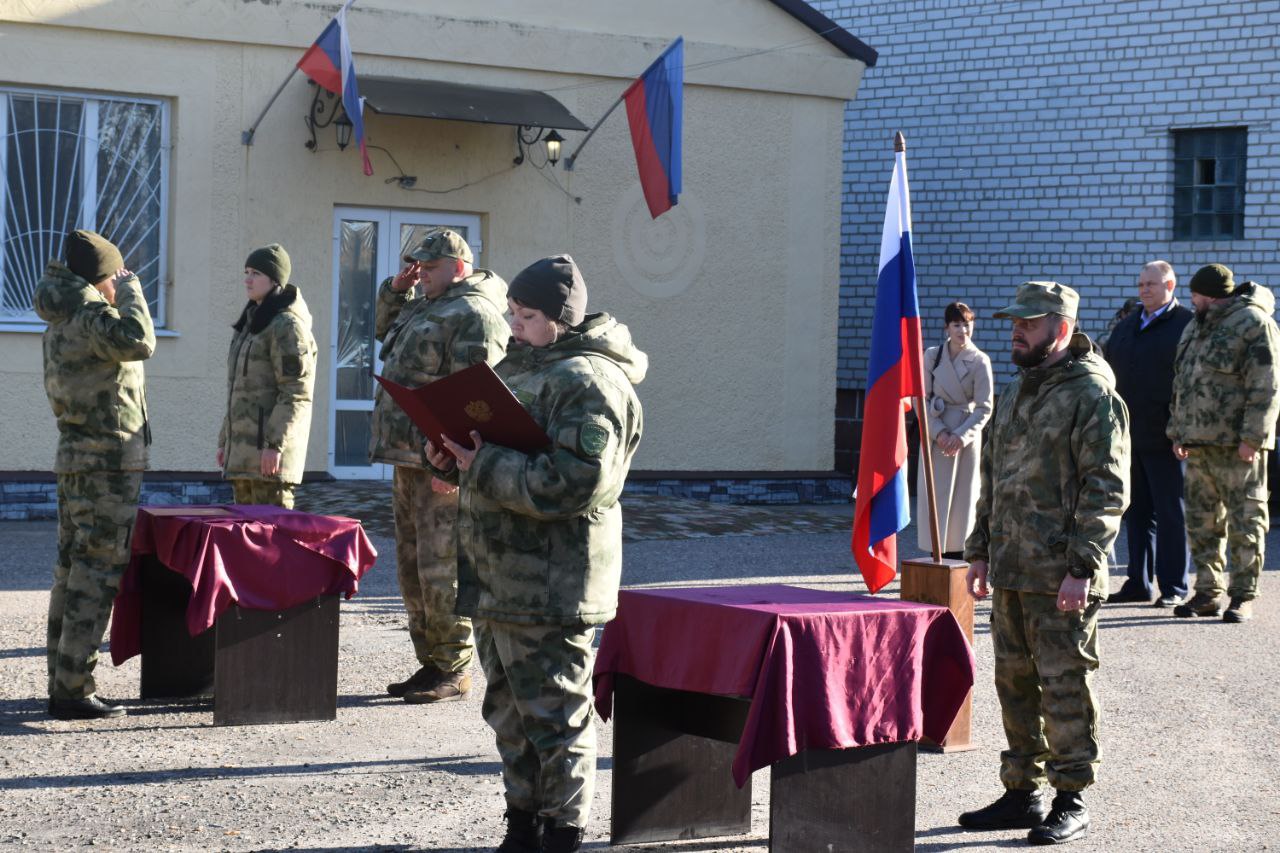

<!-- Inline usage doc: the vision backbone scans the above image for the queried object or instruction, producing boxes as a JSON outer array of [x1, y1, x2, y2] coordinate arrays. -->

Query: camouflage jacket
[[217, 285, 317, 484], [449, 314, 646, 625], [964, 337, 1130, 598], [1167, 282, 1280, 451], [33, 261, 155, 473], [370, 271, 509, 467]]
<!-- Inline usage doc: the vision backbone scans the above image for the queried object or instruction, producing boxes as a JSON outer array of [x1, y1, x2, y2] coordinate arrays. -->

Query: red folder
[[375, 362, 550, 454]]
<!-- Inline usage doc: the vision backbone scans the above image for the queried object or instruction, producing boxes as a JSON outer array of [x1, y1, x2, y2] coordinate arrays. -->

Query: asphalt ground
[[0, 495, 1277, 851]]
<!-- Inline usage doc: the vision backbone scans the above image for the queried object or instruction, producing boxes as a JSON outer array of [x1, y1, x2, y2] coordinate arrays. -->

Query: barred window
[[1173, 127, 1246, 241], [1, 86, 168, 324]]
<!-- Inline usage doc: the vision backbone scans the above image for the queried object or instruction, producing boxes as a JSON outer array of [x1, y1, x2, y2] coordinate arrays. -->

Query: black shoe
[[540, 820, 584, 853], [1173, 592, 1221, 618], [1107, 587, 1151, 603], [1153, 594, 1181, 608], [496, 808, 542, 853], [1027, 791, 1089, 845], [49, 695, 126, 720], [387, 665, 436, 698], [958, 788, 1049, 830]]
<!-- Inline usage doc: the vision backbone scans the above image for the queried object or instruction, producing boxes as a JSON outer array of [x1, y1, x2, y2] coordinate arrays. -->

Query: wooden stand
[[900, 557, 976, 752], [610, 675, 917, 851]]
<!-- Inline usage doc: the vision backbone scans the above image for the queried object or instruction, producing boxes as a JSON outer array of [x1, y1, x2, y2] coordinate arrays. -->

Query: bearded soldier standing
[[34, 230, 155, 721], [960, 282, 1129, 846]]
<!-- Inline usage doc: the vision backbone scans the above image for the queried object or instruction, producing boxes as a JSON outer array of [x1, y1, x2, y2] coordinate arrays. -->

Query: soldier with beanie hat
[[425, 254, 646, 853], [33, 230, 154, 720], [1169, 264, 1280, 623], [216, 243, 317, 507]]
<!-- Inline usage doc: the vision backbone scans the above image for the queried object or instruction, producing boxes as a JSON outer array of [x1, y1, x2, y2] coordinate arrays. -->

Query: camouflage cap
[[993, 281, 1079, 320], [405, 228, 473, 265]]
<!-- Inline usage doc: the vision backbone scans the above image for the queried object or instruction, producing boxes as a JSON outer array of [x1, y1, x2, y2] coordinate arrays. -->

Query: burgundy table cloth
[[593, 584, 975, 787], [110, 506, 378, 665]]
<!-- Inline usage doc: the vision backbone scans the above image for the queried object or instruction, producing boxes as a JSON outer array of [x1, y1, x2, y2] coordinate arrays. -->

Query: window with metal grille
[[1, 86, 168, 324], [1173, 127, 1246, 241]]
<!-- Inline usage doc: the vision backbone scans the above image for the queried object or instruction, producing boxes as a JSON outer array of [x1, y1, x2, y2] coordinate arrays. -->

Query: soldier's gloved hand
[[260, 448, 282, 477], [966, 560, 989, 600], [391, 261, 421, 292]]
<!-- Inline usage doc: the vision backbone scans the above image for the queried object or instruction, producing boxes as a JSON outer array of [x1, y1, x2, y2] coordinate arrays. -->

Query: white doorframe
[[328, 206, 483, 479]]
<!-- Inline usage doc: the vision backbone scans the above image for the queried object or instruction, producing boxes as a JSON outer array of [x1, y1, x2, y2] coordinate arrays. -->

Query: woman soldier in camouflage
[[216, 244, 318, 508], [426, 255, 646, 853]]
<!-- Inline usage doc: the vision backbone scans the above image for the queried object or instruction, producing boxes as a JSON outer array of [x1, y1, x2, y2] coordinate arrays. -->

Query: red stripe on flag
[[623, 81, 674, 218]]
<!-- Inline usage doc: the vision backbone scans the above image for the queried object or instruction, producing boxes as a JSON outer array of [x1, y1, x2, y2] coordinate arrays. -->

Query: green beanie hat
[[245, 243, 291, 287], [1189, 263, 1235, 298], [65, 230, 124, 284]]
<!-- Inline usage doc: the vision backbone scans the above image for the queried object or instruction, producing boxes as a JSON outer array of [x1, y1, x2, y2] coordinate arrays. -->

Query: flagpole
[[241, 67, 301, 146], [562, 94, 626, 172], [896, 131, 943, 564]]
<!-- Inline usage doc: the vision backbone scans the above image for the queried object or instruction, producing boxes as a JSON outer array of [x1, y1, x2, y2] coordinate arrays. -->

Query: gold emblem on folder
[[465, 400, 494, 422]]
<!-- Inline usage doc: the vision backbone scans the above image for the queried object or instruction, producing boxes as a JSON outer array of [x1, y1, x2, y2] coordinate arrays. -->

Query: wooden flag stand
[[893, 133, 977, 750]]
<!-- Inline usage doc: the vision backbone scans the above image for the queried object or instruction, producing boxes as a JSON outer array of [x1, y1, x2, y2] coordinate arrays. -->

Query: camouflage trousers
[[48, 471, 144, 700], [992, 589, 1101, 792], [230, 478, 295, 509], [1184, 446, 1268, 601], [392, 466, 472, 672], [475, 619, 598, 828]]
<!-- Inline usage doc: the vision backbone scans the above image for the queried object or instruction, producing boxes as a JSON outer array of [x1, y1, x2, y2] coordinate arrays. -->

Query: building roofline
[[768, 0, 878, 66]]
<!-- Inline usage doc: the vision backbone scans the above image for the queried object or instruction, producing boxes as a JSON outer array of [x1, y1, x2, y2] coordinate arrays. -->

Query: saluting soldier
[[961, 282, 1129, 845], [371, 229, 509, 705], [35, 230, 155, 720], [216, 244, 318, 508], [427, 255, 646, 853]]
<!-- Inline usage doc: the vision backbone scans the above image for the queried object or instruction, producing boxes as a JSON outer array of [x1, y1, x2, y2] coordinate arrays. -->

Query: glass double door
[[328, 207, 483, 479]]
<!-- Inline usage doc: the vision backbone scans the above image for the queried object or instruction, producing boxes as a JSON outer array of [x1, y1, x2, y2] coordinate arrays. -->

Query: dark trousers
[[1121, 449, 1190, 598]]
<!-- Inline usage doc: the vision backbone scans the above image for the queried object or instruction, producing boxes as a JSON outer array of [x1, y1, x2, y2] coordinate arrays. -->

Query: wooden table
[[592, 584, 974, 852], [111, 506, 377, 725]]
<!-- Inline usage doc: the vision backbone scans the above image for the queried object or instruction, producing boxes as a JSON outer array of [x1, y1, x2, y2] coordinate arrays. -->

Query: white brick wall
[[813, 0, 1280, 388]]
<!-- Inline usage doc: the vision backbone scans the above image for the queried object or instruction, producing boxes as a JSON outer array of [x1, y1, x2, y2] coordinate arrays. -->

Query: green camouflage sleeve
[[1068, 391, 1130, 575], [1237, 314, 1280, 450], [465, 382, 628, 521], [374, 277, 413, 341], [83, 276, 155, 363], [443, 307, 509, 375], [963, 422, 993, 563], [264, 317, 315, 449]]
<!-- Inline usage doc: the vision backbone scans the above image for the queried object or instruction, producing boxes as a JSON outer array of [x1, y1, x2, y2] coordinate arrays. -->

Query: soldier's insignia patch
[[580, 422, 610, 457], [282, 355, 303, 377], [465, 400, 493, 422]]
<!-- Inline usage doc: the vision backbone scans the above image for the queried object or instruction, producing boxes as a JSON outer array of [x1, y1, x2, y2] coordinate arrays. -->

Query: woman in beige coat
[[917, 302, 993, 557]]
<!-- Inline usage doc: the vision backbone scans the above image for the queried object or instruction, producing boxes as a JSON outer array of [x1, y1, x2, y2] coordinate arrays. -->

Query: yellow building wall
[[0, 0, 864, 474]]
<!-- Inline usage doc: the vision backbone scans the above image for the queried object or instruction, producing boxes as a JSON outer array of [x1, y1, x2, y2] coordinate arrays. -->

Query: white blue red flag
[[623, 37, 683, 218], [851, 143, 925, 593], [297, 0, 373, 176]]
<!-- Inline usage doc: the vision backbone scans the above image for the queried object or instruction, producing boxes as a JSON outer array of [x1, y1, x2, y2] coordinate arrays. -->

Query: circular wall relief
[[611, 182, 706, 299]]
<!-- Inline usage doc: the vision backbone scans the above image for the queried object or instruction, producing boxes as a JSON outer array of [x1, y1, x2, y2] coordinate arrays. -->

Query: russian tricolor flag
[[851, 142, 925, 594], [623, 37, 683, 219], [297, 0, 373, 176]]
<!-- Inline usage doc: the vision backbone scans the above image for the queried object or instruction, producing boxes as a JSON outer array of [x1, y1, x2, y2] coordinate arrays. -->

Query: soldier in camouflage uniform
[[33, 230, 156, 721], [1167, 264, 1280, 624], [427, 255, 645, 853], [370, 229, 509, 704], [216, 244, 317, 508], [960, 282, 1129, 846]]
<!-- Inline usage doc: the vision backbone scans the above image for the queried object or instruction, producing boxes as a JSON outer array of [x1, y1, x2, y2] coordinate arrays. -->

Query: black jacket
[[1104, 299, 1194, 453]]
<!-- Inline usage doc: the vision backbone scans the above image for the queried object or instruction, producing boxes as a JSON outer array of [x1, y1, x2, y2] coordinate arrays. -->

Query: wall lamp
[[304, 80, 352, 151], [513, 126, 565, 167]]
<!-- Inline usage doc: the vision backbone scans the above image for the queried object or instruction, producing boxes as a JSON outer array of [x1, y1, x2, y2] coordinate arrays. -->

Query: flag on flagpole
[[851, 144, 926, 594], [297, 0, 374, 176], [623, 37, 683, 218]]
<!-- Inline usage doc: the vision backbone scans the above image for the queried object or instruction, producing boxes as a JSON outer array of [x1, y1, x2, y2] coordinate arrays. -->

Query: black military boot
[[1027, 790, 1089, 845], [386, 665, 436, 698], [958, 788, 1049, 830], [540, 819, 584, 853], [495, 808, 541, 853]]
